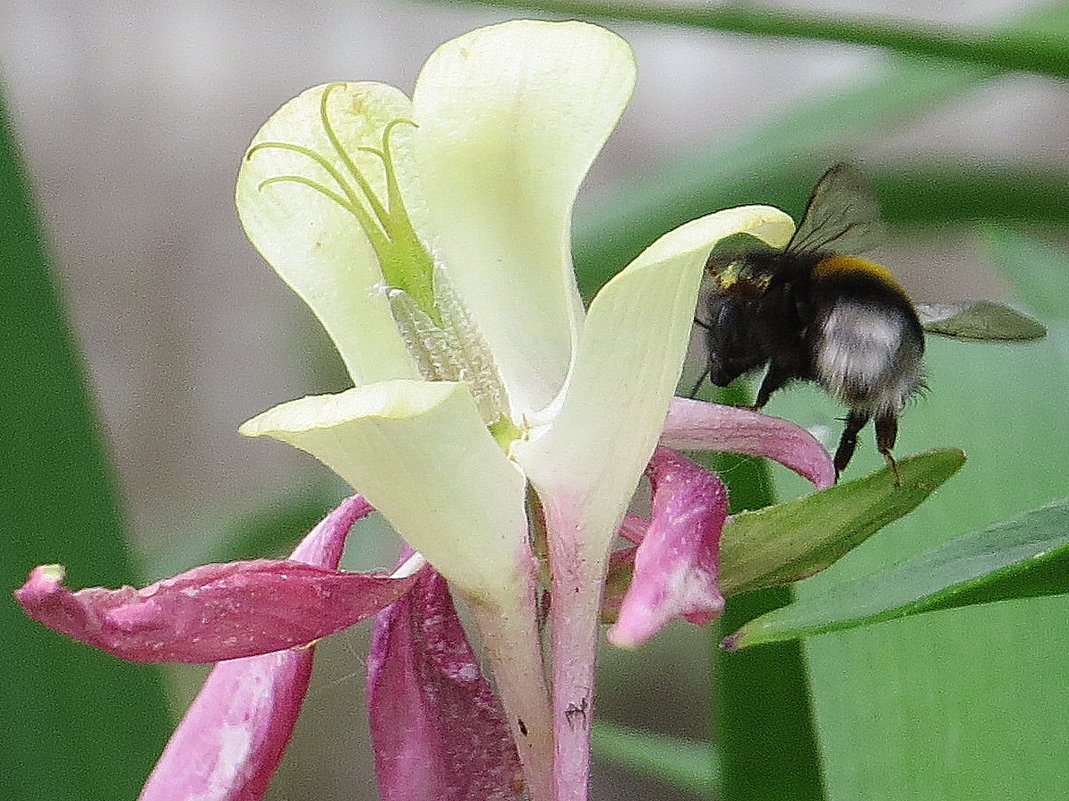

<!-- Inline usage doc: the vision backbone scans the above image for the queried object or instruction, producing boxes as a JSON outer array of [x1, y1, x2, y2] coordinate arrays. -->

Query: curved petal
[[516, 206, 795, 564], [663, 398, 835, 488], [412, 21, 637, 414], [368, 570, 523, 801], [608, 449, 727, 649], [237, 82, 420, 384], [137, 495, 374, 801], [240, 381, 529, 604]]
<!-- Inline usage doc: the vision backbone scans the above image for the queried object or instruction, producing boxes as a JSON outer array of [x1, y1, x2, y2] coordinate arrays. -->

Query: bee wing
[[916, 301, 1047, 340], [785, 163, 884, 255]]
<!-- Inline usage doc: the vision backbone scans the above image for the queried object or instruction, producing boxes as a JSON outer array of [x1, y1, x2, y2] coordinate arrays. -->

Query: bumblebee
[[698, 163, 924, 482]]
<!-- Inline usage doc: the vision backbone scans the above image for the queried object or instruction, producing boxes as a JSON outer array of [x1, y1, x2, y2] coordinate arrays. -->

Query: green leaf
[[726, 498, 1069, 649], [0, 89, 172, 799], [982, 226, 1069, 321], [917, 300, 1047, 340], [432, 0, 1069, 82], [591, 721, 718, 797], [772, 328, 1069, 799], [720, 449, 966, 597]]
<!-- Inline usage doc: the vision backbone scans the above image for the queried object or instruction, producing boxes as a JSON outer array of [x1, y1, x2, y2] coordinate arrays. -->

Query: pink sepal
[[662, 397, 835, 489], [137, 496, 374, 800], [15, 496, 418, 663], [607, 448, 728, 648], [138, 650, 313, 801], [368, 570, 524, 801]]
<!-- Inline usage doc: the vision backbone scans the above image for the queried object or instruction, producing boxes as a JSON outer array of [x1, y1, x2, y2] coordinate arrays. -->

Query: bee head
[[705, 252, 773, 300]]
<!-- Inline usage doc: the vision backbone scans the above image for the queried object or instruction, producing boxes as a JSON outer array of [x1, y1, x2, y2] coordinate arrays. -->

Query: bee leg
[[833, 410, 870, 481], [688, 366, 711, 399], [753, 363, 795, 410], [874, 413, 901, 486]]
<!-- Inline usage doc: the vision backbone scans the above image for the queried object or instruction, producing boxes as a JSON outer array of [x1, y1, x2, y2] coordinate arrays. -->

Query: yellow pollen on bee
[[813, 255, 908, 296]]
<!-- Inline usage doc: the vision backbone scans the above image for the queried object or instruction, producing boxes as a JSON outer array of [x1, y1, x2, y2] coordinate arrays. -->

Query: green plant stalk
[[436, 0, 1069, 82]]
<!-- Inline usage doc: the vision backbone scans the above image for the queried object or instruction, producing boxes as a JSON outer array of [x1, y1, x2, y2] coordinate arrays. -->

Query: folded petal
[[412, 20, 636, 414], [137, 495, 373, 800], [16, 561, 415, 663], [236, 82, 421, 385], [368, 570, 523, 801], [517, 206, 794, 565], [662, 398, 835, 488], [241, 380, 530, 605], [608, 448, 728, 648]]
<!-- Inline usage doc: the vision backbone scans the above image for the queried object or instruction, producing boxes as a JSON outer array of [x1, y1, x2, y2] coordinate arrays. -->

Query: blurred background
[[3, 1, 1068, 800]]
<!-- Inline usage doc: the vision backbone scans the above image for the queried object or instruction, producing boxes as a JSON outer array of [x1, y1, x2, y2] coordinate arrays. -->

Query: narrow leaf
[[0, 87, 172, 799], [726, 498, 1069, 650], [591, 721, 717, 798], [430, 0, 1069, 83], [719, 449, 966, 597], [917, 301, 1046, 340]]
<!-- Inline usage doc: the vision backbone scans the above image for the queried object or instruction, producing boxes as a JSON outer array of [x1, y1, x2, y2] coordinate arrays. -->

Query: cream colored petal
[[237, 82, 422, 385], [412, 20, 637, 415], [240, 381, 528, 602], [516, 206, 794, 561]]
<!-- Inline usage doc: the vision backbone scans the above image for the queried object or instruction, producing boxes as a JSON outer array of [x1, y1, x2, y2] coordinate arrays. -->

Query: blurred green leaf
[[727, 498, 1069, 649], [592, 721, 718, 797], [769, 317, 1069, 799], [917, 300, 1047, 340], [982, 226, 1069, 320], [568, 0, 1069, 297], [721, 450, 966, 597], [0, 91, 171, 799], [435, 0, 1069, 81], [701, 382, 824, 801]]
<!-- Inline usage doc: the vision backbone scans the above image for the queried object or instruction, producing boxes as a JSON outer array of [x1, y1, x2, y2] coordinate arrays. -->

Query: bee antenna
[[688, 367, 710, 399], [693, 316, 712, 332]]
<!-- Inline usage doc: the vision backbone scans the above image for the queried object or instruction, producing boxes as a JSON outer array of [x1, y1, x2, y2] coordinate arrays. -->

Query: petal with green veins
[[236, 82, 424, 384], [240, 381, 528, 603], [412, 20, 636, 415]]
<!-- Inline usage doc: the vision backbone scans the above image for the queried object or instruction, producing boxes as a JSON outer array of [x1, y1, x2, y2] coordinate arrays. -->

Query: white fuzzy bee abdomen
[[814, 298, 923, 415]]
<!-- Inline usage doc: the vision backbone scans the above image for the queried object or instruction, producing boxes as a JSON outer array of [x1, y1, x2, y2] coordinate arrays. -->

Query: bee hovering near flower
[[697, 163, 924, 483]]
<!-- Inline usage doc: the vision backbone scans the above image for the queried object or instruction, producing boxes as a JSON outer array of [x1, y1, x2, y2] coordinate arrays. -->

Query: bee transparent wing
[[785, 163, 884, 255], [916, 301, 1047, 340]]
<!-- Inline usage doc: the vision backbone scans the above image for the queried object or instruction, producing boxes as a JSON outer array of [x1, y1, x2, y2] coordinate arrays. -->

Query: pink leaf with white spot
[[608, 449, 728, 648]]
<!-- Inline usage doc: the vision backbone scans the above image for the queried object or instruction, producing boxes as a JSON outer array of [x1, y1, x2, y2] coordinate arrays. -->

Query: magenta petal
[[138, 651, 313, 801], [137, 495, 372, 800], [15, 496, 418, 663], [662, 397, 835, 488], [368, 570, 524, 801], [608, 448, 728, 648]]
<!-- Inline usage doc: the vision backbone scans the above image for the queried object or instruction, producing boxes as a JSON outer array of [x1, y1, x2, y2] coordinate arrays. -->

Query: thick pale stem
[[545, 502, 610, 801], [467, 562, 554, 801]]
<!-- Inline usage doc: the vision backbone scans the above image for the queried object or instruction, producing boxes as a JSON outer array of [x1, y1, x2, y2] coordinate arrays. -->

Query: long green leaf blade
[[592, 721, 718, 797], [727, 499, 1069, 649], [0, 88, 172, 799], [720, 449, 966, 597], [434, 0, 1069, 82]]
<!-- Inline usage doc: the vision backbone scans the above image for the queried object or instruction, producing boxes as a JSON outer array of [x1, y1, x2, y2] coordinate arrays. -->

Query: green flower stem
[[434, 0, 1069, 82]]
